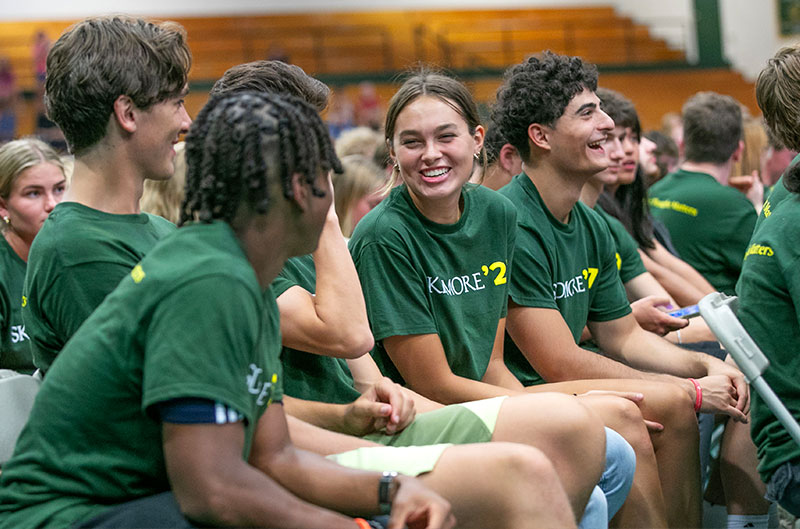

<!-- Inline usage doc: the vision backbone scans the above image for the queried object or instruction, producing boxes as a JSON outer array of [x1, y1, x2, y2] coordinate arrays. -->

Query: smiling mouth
[[421, 167, 450, 183], [588, 139, 606, 152]]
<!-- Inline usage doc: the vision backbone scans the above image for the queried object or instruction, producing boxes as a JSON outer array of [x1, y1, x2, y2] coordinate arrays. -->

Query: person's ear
[[386, 139, 398, 168], [0, 197, 8, 222], [499, 143, 522, 174], [112, 95, 137, 134], [731, 140, 745, 163], [527, 123, 551, 152], [289, 172, 310, 212], [472, 124, 485, 154]]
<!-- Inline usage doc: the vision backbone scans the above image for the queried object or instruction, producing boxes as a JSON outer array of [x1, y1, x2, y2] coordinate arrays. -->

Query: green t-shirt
[[0, 221, 282, 529], [648, 169, 757, 295], [350, 184, 516, 384], [0, 235, 32, 372], [594, 205, 647, 284], [22, 202, 175, 372], [271, 254, 361, 404], [735, 194, 800, 482], [499, 173, 632, 386]]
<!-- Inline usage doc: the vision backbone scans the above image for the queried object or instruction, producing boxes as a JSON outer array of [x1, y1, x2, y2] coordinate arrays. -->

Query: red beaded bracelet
[[354, 518, 372, 529], [689, 378, 702, 412]]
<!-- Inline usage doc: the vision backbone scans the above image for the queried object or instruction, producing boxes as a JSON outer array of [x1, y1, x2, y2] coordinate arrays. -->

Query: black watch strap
[[378, 471, 398, 515]]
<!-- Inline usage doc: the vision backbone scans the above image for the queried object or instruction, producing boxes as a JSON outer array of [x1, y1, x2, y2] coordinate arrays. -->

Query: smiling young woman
[[348, 71, 641, 527], [0, 138, 66, 372]]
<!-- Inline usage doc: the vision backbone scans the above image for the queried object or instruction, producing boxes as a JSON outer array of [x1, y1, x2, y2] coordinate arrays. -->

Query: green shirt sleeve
[[142, 275, 273, 425]]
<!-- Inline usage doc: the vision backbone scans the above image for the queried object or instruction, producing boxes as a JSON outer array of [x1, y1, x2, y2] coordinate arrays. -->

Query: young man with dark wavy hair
[[22, 16, 192, 373]]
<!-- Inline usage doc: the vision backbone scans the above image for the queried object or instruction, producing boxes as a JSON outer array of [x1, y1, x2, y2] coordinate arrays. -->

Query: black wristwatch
[[378, 471, 398, 515]]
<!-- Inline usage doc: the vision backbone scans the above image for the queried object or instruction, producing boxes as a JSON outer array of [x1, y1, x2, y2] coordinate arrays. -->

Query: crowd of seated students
[[1, 12, 799, 529]]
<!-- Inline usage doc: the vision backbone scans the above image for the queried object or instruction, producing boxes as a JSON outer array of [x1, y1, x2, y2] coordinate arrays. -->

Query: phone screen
[[667, 304, 700, 319]]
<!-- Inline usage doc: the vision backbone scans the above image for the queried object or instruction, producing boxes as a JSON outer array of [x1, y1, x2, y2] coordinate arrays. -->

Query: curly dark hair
[[180, 91, 341, 225], [492, 51, 598, 162]]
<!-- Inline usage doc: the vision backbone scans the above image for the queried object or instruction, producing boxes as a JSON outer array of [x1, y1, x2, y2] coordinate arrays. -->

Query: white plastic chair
[[698, 292, 800, 448], [0, 369, 41, 465]]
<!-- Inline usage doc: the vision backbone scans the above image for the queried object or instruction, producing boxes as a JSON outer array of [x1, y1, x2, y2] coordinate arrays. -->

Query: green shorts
[[364, 395, 505, 447], [327, 396, 506, 476], [328, 443, 451, 476]]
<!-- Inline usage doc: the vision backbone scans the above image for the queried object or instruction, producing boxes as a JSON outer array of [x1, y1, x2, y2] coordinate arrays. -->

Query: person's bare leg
[[491, 393, 606, 517], [528, 379, 702, 528], [720, 415, 771, 515], [420, 443, 578, 529], [579, 394, 668, 528]]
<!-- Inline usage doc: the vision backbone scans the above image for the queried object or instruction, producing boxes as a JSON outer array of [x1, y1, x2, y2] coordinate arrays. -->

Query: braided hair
[[180, 91, 341, 226]]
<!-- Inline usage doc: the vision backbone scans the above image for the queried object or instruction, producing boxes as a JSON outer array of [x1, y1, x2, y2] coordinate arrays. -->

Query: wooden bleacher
[[0, 7, 757, 138], [1, 7, 685, 93]]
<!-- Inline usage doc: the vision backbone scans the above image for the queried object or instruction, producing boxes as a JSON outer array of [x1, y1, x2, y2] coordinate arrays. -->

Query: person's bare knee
[[420, 443, 577, 529], [495, 393, 606, 479], [584, 395, 653, 454]]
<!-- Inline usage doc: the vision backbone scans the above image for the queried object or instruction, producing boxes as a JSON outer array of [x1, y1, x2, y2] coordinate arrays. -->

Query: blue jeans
[[579, 427, 636, 528]]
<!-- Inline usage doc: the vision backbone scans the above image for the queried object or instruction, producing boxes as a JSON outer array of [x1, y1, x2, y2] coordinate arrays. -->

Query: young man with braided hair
[[0, 90, 465, 529], [493, 51, 750, 528], [21, 16, 191, 374]]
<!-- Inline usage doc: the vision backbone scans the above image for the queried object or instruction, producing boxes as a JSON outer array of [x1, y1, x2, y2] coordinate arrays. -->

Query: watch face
[[379, 471, 398, 515]]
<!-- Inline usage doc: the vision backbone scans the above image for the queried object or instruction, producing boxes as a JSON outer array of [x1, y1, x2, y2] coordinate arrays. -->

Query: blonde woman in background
[[0, 138, 66, 372], [140, 141, 186, 224], [729, 116, 768, 213], [333, 154, 387, 237]]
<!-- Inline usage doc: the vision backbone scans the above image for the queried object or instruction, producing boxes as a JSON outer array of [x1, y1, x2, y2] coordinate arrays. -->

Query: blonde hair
[[333, 154, 384, 236], [140, 141, 186, 223], [0, 137, 64, 199], [731, 117, 768, 178], [335, 126, 383, 159]]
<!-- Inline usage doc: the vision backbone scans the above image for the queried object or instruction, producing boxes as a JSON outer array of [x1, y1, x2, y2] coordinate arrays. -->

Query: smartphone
[[667, 304, 701, 319]]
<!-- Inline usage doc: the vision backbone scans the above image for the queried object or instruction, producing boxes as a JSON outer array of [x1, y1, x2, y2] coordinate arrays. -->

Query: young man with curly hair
[[492, 51, 749, 528]]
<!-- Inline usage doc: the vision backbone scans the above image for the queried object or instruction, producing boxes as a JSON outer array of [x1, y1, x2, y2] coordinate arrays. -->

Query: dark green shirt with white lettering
[[736, 194, 800, 482], [350, 184, 516, 384], [499, 173, 631, 386], [648, 169, 756, 295], [0, 222, 282, 528]]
